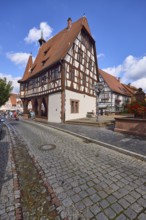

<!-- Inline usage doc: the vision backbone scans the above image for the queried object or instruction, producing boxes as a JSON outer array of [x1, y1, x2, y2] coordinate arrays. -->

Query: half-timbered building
[[18, 17, 99, 122], [98, 69, 137, 114]]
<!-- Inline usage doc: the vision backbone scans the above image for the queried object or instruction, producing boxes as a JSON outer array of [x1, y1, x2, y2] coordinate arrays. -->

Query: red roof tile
[[122, 84, 138, 95]]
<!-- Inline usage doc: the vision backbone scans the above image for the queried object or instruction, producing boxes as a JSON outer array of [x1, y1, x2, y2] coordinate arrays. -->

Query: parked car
[[0, 118, 4, 139]]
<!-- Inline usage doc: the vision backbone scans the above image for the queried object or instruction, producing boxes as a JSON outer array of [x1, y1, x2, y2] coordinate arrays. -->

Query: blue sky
[[0, 0, 146, 92]]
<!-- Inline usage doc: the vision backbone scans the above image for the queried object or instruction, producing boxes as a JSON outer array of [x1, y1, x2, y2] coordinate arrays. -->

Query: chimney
[[117, 77, 120, 82], [67, 17, 72, 30], [38, 30, 46, 47]]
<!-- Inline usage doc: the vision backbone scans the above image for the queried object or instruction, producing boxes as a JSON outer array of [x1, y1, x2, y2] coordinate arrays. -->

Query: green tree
[[0, 77, 13, 107]]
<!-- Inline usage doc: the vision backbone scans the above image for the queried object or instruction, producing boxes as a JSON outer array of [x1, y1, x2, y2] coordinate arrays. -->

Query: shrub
[[127, 101, 146, 118]]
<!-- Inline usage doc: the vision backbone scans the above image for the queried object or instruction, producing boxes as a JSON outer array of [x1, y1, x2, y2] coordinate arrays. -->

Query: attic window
[[41, 58, 49, 66], [29, 65, 36, 73], [44, 47, 51, 56], [42, 61, 45, 66]]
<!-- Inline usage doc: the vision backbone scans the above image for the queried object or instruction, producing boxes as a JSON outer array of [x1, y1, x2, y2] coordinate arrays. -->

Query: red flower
[[128, 101, 146, 118]]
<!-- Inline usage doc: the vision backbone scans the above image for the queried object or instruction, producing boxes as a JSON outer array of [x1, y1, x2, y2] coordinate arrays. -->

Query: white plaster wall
[[48, 92, 61, 123], [65, 90, 96, 121]]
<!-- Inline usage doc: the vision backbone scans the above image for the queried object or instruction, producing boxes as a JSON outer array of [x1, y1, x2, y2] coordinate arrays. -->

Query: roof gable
[[19, 17, 92, 82], [19, 55, 33, 82]]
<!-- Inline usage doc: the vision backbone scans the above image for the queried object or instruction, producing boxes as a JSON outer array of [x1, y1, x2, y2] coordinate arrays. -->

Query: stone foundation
[[114, 117, 146, 136]]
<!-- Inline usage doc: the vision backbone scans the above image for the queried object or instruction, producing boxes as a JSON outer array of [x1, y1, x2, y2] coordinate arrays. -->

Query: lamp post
[[93, 82, 104, 121]]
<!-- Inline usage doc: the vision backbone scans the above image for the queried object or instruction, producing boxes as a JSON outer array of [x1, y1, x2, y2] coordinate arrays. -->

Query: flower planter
[[114, 117, 146, 136]]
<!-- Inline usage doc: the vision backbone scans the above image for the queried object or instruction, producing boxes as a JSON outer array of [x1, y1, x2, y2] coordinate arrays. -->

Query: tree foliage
[[0, 77, 13, 107]]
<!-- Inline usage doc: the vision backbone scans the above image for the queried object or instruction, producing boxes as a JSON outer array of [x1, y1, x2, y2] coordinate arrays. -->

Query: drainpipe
[[60, 59, 66, 123]]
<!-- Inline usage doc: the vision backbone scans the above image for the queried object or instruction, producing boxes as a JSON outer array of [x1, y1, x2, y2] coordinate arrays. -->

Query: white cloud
[[6, 52, 31, 66], [103, 55, 146, 92], [103, 65, 122, 77], [24, 22, 53, 44], [97, 53, 104, 59], [123, 55, 146, 80], [131, 78, 146, 92], [0, 73, 20, 93]]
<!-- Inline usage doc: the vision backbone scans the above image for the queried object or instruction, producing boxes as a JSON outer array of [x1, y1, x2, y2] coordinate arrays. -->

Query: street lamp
[[93, 82, 104, 121]]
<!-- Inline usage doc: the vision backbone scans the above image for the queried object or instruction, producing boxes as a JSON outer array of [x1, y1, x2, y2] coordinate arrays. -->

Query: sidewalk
[[65, 114, 127, 126], [13, 113, 133, 126], [34, 113, 133, 127]]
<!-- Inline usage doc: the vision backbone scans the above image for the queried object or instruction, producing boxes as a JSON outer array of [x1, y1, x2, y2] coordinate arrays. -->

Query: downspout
[[60, 59, 66, 123]]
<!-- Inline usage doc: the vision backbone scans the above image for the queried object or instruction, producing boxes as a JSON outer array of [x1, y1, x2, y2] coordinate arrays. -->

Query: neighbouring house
[[18, 17, 99, 122], [122, 83, 139, 102], [0, 93, 23, 112], [98, 69, 138, 114]]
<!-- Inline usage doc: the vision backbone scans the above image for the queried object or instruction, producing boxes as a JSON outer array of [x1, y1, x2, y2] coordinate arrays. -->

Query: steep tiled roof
[[19, 17, 92, 82], [122, 84, 138, 95], [98, 69, 132, 96], [19, 55, 33, 82]]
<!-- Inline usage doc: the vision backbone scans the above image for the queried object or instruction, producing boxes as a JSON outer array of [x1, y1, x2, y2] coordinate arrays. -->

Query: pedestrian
[[31, 111, 35, 120]]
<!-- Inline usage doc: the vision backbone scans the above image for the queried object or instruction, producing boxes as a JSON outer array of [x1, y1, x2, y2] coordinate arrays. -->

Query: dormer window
[[44, 51, 47, 56], [29, 65, 36, 73], [42, 61, 45, 66], [44, 47, 51, 56], [29, 68, 32, 73], [41, 58, 49, 66]]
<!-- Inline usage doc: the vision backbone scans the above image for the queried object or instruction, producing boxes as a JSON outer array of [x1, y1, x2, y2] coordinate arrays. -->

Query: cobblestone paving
[[0, 126, 16, 220], [8, 120, 146, 219], [46, 123, 146, 156]]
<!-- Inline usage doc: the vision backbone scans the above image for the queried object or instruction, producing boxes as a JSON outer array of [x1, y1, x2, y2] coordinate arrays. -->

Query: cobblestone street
[[1, 120, 146, 219]]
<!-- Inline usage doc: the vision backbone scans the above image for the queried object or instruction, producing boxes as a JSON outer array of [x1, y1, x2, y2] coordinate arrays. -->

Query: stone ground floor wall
[[65, 90, 96, 121]]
